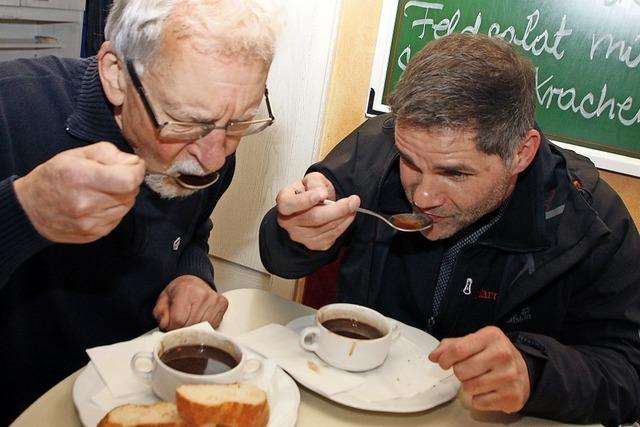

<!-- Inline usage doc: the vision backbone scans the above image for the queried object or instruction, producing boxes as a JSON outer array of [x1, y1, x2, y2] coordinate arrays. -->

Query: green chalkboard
[[381, 0, 640, 160]]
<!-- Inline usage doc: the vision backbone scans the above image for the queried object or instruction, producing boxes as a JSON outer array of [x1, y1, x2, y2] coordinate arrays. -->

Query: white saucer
[[73, 352, 299, 427], [286, 315, 460, 413]]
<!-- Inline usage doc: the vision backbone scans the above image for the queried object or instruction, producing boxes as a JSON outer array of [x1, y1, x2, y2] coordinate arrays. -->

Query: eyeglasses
[[125, 60, 274, 141]]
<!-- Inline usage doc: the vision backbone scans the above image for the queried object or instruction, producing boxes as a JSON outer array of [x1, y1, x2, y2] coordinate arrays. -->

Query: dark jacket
[[0, 56, 234, 424], [260, 114, 640, 426]]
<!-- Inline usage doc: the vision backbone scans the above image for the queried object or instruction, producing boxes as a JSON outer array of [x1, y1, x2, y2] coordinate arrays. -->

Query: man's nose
[[188, 130, 229, 172], [412, 177, 444, 210]]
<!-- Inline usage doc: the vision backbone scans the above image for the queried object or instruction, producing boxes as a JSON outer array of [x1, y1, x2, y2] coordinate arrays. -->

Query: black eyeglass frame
[[125, 59, 274, 140]]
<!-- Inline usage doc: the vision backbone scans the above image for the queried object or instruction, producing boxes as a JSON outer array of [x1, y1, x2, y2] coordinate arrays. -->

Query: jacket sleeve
[[517, 181, 640, 426], [258, 119, 379, 278], [0, 176, 51, 290], [259, 115, 399, 280], [176, 156, 237, 290], [259, 207, 344, 278], [258, 145, 356, 278]]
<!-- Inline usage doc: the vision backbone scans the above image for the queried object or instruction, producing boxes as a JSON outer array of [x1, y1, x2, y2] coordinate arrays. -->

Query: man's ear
[[97, 41, 126, 107], [512, 129, 541, 174]]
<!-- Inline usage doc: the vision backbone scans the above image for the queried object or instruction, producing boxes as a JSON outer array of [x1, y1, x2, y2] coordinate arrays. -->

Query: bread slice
[[176, 383, 269, 427], [97, 401, 185, 427]]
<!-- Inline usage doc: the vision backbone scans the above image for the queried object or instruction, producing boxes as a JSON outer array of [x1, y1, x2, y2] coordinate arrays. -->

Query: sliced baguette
[[176, 383, 269, 427], [97, 401, 185, 427]]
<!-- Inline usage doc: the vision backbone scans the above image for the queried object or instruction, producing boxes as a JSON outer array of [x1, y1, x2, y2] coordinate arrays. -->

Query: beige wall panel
[[600, 171, 640, 227], [318, 0, 383, 159]]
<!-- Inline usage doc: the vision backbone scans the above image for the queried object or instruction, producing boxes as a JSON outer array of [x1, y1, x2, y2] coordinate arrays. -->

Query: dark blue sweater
[[0, 56, 235, 423]]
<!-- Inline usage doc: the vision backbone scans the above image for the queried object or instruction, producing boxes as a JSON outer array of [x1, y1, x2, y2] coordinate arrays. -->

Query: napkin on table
[[345, 335, 453, 402], [236, 322, 452, 402], [236, 323, 367, 395], [86, 321, 214, 398]]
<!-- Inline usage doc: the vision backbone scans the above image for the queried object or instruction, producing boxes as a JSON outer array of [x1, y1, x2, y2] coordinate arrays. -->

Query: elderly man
[[0, 0, 281, 423], [260, 33, 640, 425]]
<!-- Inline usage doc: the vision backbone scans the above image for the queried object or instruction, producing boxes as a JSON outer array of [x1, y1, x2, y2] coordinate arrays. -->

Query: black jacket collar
[[479, 137, 559, 252]]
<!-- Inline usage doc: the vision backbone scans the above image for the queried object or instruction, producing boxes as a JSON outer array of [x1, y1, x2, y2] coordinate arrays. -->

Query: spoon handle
[[322, 199, 396, 229]]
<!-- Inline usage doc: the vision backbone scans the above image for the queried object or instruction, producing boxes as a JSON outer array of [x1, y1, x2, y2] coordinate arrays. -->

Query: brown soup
[[160, 344, 238, 375], [389, 215, 428, 230], [322, 318, 384, 340]]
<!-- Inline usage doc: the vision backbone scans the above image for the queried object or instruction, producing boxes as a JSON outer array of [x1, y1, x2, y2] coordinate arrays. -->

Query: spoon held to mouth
[[322, 199, 432, 232], [145, 171, 220, 190]]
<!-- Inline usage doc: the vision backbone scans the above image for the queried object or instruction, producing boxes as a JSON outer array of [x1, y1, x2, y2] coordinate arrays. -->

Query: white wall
[[208, 0, 342, 298]]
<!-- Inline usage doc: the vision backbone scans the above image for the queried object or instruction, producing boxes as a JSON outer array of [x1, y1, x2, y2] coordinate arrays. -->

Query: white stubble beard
[[145, 157, 211, 199]]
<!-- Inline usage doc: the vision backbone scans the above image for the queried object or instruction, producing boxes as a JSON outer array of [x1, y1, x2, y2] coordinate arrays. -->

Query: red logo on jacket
[[476, 289, 498, 301]]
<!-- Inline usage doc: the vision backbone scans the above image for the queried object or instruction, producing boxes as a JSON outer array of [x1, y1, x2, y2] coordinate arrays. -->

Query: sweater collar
[[64, 57, 132, 154]]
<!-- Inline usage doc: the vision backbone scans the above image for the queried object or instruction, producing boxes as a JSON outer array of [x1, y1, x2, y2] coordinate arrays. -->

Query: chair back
[[295, 249, 345, 308]]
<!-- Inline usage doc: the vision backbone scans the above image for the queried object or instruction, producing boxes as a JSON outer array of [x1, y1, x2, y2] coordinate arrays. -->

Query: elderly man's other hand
[[276, 172, 360, 251], [153, 275, 228, 330], [13, 142, 145, 244], [429, 326, 531, 414]]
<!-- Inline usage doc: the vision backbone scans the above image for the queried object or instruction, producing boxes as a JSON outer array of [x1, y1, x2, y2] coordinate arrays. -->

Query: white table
[[12, 288, 600, 427]]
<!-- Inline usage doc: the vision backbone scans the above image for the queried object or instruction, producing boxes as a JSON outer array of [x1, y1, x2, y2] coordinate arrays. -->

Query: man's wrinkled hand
[[429, 326, 531, 414], [13, 142, 145, 243], [153, 275, 228, 330]]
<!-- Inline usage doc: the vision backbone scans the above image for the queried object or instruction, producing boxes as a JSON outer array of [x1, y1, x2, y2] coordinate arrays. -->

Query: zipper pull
[[463, 278, 473, 295], [425, 316, 436, 333]]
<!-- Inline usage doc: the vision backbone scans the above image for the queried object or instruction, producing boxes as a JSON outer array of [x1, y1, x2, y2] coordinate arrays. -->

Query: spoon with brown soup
[[323, 199, 432, 232]]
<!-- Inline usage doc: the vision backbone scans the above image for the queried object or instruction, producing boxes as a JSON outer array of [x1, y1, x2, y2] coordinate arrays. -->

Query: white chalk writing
[[398, 46, 411, 71], [488, 10, 573, 60], [403, 3, 573, 60], [536, 68, 640, 126], [404, 1, 443, 39], [604, 0, 640, 6], [591, 34, 640, 68], [396, 1, 638, 132]]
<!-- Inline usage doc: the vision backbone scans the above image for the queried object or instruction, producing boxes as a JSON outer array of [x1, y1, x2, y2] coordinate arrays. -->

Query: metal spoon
[[322, 199, 432, 232], [146, 171, 220, 190]]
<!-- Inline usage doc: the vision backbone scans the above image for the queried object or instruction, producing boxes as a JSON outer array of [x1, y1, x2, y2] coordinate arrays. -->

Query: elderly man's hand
[[153, 275, 228, 330], [13, 142, 145, 244], [429, 326, 531, 414], [276, 172, 360, 251]]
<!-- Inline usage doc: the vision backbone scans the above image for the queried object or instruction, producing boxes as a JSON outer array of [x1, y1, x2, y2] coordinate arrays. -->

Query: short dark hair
[[389, 33, 535, 162]]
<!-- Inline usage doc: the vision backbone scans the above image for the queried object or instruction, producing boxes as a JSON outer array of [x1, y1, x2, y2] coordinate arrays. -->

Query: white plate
[[286, 315, 460, 413], [72, 353, 299, 427]]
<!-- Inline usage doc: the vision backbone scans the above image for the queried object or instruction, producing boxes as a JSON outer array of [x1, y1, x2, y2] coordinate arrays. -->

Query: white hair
[[104, 0, 284, 73]]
